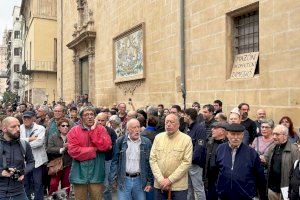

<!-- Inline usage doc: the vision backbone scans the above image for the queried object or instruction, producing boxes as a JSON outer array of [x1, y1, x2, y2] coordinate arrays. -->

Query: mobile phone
[[128, 98, 132, 105]]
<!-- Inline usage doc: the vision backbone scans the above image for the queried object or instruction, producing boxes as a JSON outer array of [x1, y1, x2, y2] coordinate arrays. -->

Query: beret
[[226, 123, 245, 132]]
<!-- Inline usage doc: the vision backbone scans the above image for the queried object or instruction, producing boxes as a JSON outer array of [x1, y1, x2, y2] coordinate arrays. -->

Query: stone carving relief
[[67, 0, 97, 103], [73, 0, 94, 38], [116, 79, 144, 95]]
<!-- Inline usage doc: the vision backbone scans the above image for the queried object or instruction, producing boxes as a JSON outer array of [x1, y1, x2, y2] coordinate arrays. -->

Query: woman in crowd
[[46, 118, 72, 196], [108, 115, 123, 137], [252, 119, 274, 177], [279, 116, 299, 144]]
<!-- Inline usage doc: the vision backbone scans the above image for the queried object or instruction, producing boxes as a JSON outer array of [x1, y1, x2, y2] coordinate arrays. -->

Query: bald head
[[256, 109, 266, 121], [165, 114, 180, 135], [127, 111, 138, 120], [2, 117, 18, 129], [2, 117, 20, 141]]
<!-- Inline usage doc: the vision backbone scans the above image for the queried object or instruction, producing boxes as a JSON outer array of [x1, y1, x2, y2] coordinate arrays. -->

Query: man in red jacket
[[67, 106, 112, 200]]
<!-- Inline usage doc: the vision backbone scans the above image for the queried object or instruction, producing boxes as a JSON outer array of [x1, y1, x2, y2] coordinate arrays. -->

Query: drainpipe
[[179, 0, 186, 109], [60, 0, 64, 100]]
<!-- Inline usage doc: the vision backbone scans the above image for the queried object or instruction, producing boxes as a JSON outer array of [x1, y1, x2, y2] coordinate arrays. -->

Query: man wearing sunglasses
[[20, 111, 48, 200]]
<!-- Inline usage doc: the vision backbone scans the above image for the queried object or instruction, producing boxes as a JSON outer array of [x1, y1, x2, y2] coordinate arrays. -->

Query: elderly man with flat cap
[[204, 121, 228, 200], [215, 123, 267, 200]]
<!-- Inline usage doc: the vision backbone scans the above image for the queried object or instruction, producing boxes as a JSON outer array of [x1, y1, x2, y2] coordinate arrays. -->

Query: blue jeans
[[188, 164, 206, 200], [25, 166, 44, 200], [0, 191, 29, 200], [154, 188, 188, 200], [104, 160, 112, 200], [118, 176, 145, 200]]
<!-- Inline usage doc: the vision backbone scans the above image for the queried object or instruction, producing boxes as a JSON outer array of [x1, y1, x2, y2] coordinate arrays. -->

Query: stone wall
[[58, 0, 300, 128]]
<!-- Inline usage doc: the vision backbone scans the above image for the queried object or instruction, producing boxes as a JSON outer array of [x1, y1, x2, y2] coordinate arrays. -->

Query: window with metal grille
[[233, 10, 259, 74], [14, 48, 21, 56], [14, 31, 20, 39]]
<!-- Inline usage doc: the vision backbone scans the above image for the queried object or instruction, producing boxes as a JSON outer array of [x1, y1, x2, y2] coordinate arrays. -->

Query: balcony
[[0, 70, 8, 78], [21, 60, 57, 75]]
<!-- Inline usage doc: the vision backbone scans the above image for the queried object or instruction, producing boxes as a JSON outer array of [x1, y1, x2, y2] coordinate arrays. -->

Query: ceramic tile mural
[[114, 24, 145, 82]]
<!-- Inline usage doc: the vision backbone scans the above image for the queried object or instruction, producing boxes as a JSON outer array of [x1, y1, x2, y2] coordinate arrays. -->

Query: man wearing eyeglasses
[[67, 106, 112, 200], [263, 125, 299, 200], [20, 111, 48, 200]]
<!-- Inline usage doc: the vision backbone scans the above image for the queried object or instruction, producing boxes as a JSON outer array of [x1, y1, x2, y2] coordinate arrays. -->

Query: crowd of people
[[0, 98, 299, 200]]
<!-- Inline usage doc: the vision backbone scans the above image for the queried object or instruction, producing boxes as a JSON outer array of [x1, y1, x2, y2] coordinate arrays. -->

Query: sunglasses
[[60, 124, 69, 128]]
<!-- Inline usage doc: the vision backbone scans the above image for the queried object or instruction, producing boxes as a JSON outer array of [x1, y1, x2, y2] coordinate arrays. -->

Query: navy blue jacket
[[216, 142, 267, 200], [187, 122, 206, 168], [0, 137, 35, 198]]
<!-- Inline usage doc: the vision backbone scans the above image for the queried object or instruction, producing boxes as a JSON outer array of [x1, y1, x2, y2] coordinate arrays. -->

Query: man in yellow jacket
[[150, 114, 193, 200]]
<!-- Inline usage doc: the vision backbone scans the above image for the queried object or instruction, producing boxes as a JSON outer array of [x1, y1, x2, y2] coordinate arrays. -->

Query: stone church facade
[[57, 0, 300, 127]]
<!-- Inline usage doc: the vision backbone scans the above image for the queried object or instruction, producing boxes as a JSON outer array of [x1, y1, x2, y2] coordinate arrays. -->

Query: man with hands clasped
[[150, 114, 193, 200]]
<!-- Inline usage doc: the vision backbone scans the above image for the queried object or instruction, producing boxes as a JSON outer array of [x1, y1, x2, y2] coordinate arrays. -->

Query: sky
[[0, 0, 22, 43]]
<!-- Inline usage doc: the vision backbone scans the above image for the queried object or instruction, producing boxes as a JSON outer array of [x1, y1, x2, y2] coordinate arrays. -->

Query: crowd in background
[[0, 95, 299, 200]]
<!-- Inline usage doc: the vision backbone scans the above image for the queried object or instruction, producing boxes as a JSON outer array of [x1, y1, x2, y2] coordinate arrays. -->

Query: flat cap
[[211, 122, 228, 129], [23, 111, 35, 118], [226, 123, 245, 132]]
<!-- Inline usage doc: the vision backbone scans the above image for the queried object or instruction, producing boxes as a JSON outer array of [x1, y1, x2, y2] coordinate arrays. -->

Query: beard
[[7, 131, 20, 140], [242, 112, 248, 120]]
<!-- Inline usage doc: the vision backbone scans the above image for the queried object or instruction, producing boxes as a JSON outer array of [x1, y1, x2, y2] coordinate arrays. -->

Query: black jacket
[[0, 136, 35, 198], [241, 118, 257, 144], [105, 126, 117, 161], [187, 122, 207, 167]]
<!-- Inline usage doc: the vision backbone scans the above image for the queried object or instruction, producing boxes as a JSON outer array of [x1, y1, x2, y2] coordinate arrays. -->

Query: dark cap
[[211, 122, 228, 129], [23, 111, 35, 118], [226, 123, 245, 132]]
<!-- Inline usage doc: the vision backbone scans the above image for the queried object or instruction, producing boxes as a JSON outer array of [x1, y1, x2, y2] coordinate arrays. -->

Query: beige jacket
[[150, 131, 192, 191]]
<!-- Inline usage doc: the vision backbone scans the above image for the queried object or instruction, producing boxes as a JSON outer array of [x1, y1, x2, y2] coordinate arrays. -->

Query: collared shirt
[[229, 142, 241, 170], [25, 124, 34, 137], [126, 135, 141, 174]]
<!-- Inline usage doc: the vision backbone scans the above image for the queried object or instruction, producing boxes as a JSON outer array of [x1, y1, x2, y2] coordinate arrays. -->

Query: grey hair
[[39, 105, 49, 114], [275, 124, 289, 135], [146, 106, 158, 116], [109, 115, 121, 125], [79, 106, 95, 118], [260, 119, 275, 129], [126, 118, 140, 130]]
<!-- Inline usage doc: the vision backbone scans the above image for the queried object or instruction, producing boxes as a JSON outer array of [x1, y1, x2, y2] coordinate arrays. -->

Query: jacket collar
[[282, 141, 291, 152], [123, 134, 146, 145]]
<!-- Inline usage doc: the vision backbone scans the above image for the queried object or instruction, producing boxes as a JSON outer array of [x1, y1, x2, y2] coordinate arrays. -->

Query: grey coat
[[265, 141, 299, 188]]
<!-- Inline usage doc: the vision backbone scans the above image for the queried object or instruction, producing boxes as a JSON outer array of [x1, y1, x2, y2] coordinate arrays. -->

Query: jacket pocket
[[172, 147, 184, 161]]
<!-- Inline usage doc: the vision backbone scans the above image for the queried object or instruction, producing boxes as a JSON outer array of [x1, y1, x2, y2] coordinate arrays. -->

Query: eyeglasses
[[83, 113, 94, 117], [60, 124, 69, 128]]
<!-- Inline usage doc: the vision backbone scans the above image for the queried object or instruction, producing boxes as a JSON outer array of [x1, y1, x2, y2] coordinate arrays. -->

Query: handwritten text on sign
[[230, 52, 259, 79]]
